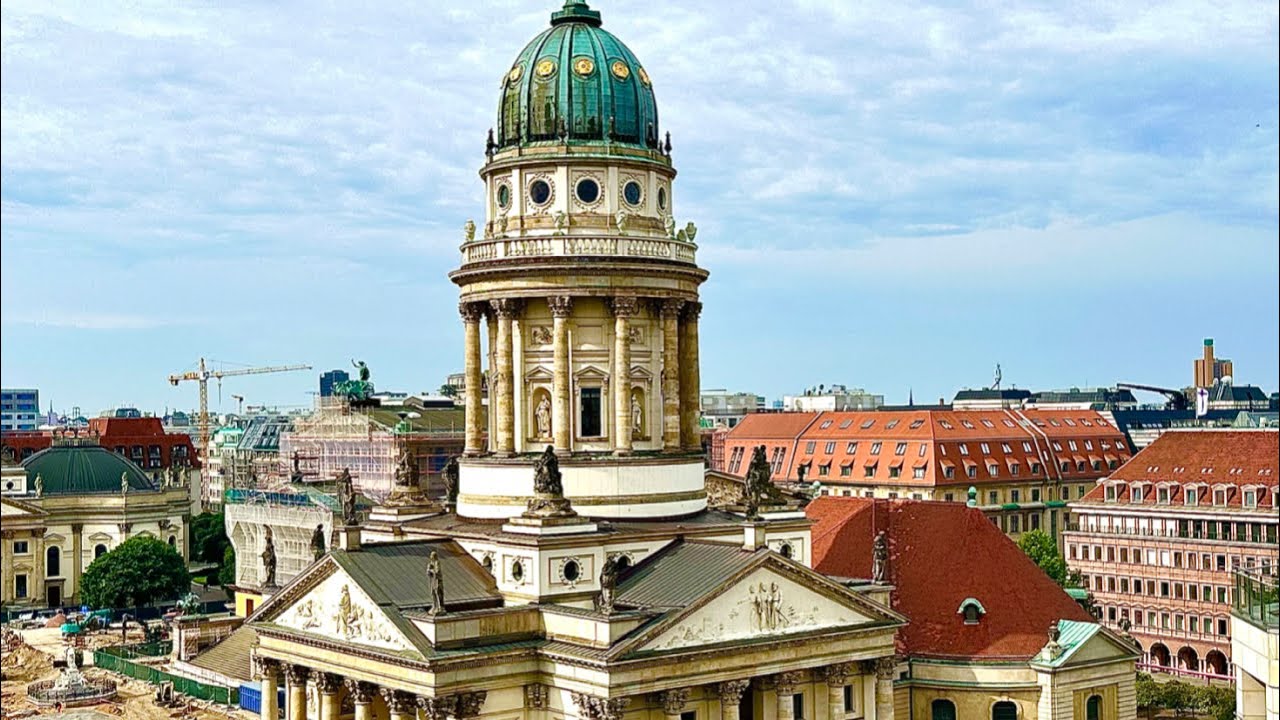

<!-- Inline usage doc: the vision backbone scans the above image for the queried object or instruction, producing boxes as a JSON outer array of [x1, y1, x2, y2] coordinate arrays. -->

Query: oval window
[[529, 180, 552, 205], [511, 560, 525, 583], [614, 555, 632, 572], [562, 559, 581, 582], [778, 543, 793, 559], [482, 555, 494, 573], [623, 180, 643, 206], [497, 184, 511, 209], [576, 178, 600, 204], [657, 187, 667, 210]]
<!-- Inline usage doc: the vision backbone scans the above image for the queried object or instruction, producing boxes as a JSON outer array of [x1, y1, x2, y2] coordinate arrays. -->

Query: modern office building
[[319, 369, 350, 398], [0, 388, 40, 431]]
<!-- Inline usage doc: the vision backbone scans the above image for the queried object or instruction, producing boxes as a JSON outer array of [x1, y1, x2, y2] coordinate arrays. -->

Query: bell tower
[[450, 1, 708, 520]]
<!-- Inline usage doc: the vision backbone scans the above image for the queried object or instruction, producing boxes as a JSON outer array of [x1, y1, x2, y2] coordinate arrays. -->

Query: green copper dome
[[495, 1, 660, 151]]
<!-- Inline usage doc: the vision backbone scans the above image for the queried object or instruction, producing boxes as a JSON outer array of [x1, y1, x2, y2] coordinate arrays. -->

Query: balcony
[[1232, 567, 1279, 631], [459, 234, 698, 266]]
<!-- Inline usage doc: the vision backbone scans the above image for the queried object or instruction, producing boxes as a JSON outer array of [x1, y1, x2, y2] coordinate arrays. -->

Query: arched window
[[168, 535, 177, 548], [46, 546, 61, 577], [94, 544, 109, 559], [614, 554, 632, 572], [778, 542, 794, 559], [992, 701, 1017, 720], [1086, 694, 1102, 720], [931, 699, 956, 720]]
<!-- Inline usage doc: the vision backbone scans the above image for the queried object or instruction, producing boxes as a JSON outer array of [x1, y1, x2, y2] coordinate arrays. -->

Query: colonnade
[[459, 296, 702, 457], [260, 660, 894, 720]]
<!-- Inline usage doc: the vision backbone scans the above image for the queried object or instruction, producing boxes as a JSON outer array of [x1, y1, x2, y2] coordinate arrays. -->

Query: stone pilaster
[[660, 299, 683, 452], [823, 664, 854, 720], [775, 672, 804, 720], [491, 299, 521, 456], [549, 295, 574, 454], [873, 658, 895, 720], [284, 665, 309, 720], [70, 523, 82, 605], [313, 672, 341, 720], [380, 689, 414, 720], [718, 680, 751, 720], [345, 680, 375, 720], [679, 301, 702, 450], [611, 296, 639, 455], [461, 302, 485, 456]]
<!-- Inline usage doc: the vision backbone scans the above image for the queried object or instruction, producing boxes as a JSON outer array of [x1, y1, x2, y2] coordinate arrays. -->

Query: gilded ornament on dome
[[638, 66, 651, 86], [573, 57, 595, 76], [535, 58, 557, 79], [610, 60, 630, 80], [507, 65, 523, 84]]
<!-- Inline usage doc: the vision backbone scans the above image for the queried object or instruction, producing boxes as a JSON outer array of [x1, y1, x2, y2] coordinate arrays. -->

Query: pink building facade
[[1064, 429, 1278, 680]]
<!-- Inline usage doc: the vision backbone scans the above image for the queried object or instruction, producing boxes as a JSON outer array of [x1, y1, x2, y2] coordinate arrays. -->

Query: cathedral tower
[[450, 0, 708, 520]]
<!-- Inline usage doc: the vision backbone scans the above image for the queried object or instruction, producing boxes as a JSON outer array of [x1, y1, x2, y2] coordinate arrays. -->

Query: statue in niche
[[464, 219, 476, 242], [535, 393, 552, 439], [631, 394, 643, 438], [261, 526, 278, 588], [871, 530, 889, 583], [427, 550, 445, 616]]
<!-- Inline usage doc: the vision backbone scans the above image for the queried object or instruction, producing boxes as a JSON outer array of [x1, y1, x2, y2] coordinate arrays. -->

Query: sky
[[2, 0, 1277, 416]]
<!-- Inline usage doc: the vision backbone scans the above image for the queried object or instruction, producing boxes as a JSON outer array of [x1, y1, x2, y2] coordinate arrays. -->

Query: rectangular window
[[967, 465, 977, 479], [864, 464, 876, 478], [792, 693, 804, 720], [841, 465, 852, 477], [579, 388, 603, 437], [681, 712, 696, 720], [1011, 489, 1021, 503], [15, 574, 27, 599], [13, 541, 29, 555], [806, 441, 816, 454], [842, 685, 856, 715], [870, 442, 882, 455], [846, 442, 858, 454], [918, 443, 927, 457], [1189, 616, 1198, 633], [825, 442, 836, 454], [1010, 515, 1021, 533], [888, 466, 900, 478], [912, 467, 925, 479], [1217, 618, 1228, 635], [894, 442, 907, 455], [958, 443, 969, 455]]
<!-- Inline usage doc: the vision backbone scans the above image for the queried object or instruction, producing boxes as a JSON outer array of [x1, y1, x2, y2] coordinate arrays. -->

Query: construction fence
[[93, 642, 239, 706]]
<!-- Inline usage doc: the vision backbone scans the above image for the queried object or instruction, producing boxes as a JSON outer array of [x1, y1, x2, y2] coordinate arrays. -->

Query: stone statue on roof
[[310, 524, 327, 562], [464, 219, 476, 243], [532, 445, 563, 496], [441, 456, 460, 507], [261, 526, 278, 588], [596, 555, 619, 615], [337, 467, 357, 526], [426, 551, 445, 616], [121, 472, 130, 495], [744, 445, 774, 519], [34, 474, 43, 498], [871, 531, 889, 583]]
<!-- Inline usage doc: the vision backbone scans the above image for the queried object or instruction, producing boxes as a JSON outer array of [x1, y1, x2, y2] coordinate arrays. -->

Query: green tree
[[190, 512, 230, 564], [218, 545, 237, 587], [1194, 684, 1235, 720], [438, 384, 458, 398], [80, 536, 190, 610], [1016, 529, 1069, 586], [1134, 673, 1162, 720], [1160, 681, 1196, 718]]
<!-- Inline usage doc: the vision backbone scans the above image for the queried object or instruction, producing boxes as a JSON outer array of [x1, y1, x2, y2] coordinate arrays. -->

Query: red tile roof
[[722, 409, 1129, 487], [807, 496, 1094, 660], [1081, 429, 1278, 508]]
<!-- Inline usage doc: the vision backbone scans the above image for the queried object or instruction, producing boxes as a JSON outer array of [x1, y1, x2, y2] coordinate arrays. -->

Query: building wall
[[1, 388, 40, 432], [1231, 612, 1280, 720]]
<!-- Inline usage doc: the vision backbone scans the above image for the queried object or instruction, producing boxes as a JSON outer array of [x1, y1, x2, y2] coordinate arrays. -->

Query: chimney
[[339, 525, 362, 551]]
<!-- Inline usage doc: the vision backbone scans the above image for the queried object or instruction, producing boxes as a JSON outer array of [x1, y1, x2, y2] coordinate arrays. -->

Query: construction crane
[[168, 358, 311, 461], [1117, 382, 1190, 412]]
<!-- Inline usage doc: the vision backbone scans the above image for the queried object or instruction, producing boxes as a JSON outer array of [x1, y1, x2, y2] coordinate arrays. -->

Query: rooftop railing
[[460, 234, 697, 266]]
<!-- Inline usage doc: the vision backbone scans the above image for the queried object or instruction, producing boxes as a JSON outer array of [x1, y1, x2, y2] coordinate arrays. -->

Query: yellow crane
[[168, 358, 312, 461]]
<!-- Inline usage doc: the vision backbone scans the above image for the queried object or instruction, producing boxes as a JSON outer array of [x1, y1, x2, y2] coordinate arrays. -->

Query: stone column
[[314, 672, 341, 720], [491, 299, 520, 456], [461, 302, 485, 456], [822, 664, 853, 720], [660, 299, 684, 452], [0, 530, 11, 605], [661, 688, 690, 720], [381, 689, 414, 720], [259, 660, 281, 720], [549, 296, 574, 454], [284, 665, 309, 720], [345, 680, 374, 720], [775, 672, 802, 720], [486, 310, 498, 448], [718, 681, 750, 720], [679, 302, 702, 450], [611, 296, 639, 455], [873, 659, 895, 720]]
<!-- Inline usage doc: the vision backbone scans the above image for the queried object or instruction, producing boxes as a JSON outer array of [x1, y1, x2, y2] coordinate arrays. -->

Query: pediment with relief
[[271, 567, 414, 653], [637, 566, 876, 653]]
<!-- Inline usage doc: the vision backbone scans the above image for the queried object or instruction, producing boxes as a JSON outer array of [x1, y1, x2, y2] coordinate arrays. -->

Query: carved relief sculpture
[[531, 325, 553, 345]]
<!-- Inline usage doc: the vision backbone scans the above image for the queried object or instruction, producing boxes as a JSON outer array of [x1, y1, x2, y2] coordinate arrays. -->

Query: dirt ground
[[2, 629, 254, 720]]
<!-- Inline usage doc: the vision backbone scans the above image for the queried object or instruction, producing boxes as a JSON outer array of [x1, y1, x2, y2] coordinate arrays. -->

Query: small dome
[[23, 445, 158, 496], [496, 1, 660, 151]]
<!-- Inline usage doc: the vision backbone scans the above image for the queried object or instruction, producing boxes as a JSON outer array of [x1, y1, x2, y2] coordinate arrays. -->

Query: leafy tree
[[80, 536, 190, 610], [1194, 684, 1235, 720], [1016, 529, 1069, 586], [218, 545, 237, 587], [1134, 674, 1161, 719], [1160, 681, 1197, 718], [190, 512, 230, 564], [438, 384, 458, 398]]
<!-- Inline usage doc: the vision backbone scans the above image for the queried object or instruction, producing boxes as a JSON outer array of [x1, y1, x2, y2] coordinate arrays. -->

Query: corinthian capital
[[610, 296, 640, 318], [459, 302, 485, 323], [548, 295, 574, 318], [345, 679, 375, 704], [491, 298, 524, 318], [681, 301, 703, 322], [659, 688, 690, 715], [284, 664, 309, 686], [660, 298, 685, 319], [313, 672, 341, 694], [717, 680, 750, 705]]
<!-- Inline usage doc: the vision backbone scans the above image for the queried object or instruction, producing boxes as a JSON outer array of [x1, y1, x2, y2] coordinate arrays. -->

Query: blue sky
[[2, 0, 1277, 415]]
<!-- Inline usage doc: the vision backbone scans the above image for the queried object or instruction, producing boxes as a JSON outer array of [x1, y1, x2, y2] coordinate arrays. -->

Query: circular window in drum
[[496, 183, 511, 209], [511, 559, 525, 583], [562, 559, 581, 583], [623, 180, 643, 206], [529, 179, 552, 205], [576, 178, 600, 204], [657, 187, 667, 211]]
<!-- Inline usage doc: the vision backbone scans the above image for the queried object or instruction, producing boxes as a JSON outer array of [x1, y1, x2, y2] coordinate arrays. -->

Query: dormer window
[[958, 598, 986, 625], [1185, 487, 1198, 506], [1157, 487, 1170, 504], [1213, 488, 1228, 506], [1131, 485, 1144, 503], [1243, 489, 1258, 508], [1105, 485, 1119, 502]]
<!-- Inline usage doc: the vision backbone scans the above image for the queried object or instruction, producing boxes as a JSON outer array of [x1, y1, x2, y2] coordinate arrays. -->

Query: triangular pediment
[[1, 497, 45, 517], [1031, 620, 1140, 671], [257, 560, 420, 655], [630, 561, 890, 655], [573, 364, 609, 380], [525, 366, 554, 381]]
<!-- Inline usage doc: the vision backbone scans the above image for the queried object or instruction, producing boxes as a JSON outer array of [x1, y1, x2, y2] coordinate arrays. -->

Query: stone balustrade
[[460, 235, 697, 266]]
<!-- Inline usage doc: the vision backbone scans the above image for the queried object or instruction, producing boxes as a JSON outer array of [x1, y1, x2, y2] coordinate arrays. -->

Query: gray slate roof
[[189, 626, 257, 682], [616, 541, 762, 609], [331, 540, 502, 612]]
